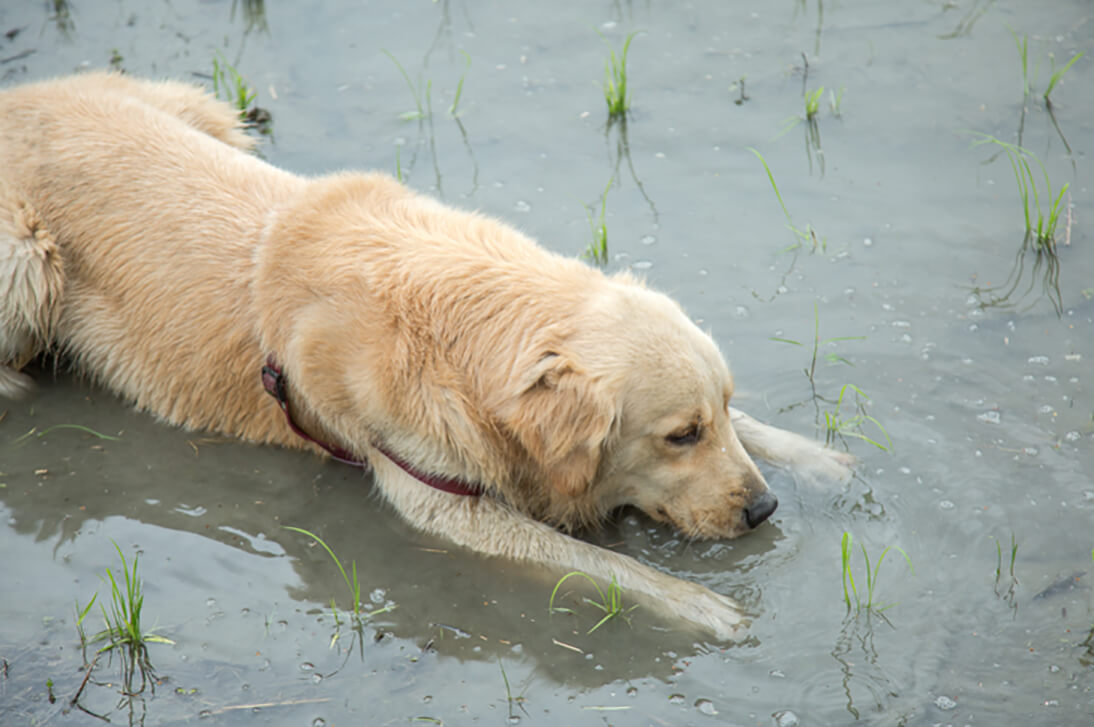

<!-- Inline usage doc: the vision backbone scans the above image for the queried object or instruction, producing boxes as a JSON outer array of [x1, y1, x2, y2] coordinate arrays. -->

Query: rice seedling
[[828, 86, 845, 118], [598, 30, 642, 122], [549, 571, 637, 633], [993, 534, 1019, 603], [769, 302, 863, 394], [498, 659, 530, 720], [969, 134, 1069, 248], [448, 50, 471, 117], [747, 147, 822, 251], [212, 51, 256, 116], [823, 384, 892, 451], [582, 176, 614, 265], [840, 532, 912, 615], [382, 49, 431, 122], [283, 526, 395, 627], [70, 542, 173, 706], [1043, 50, 1085, 107], [804, 86, 824, 121]]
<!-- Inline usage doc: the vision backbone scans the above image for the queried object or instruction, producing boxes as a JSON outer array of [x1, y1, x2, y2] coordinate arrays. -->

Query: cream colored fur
[[0, 73, 853, 640]]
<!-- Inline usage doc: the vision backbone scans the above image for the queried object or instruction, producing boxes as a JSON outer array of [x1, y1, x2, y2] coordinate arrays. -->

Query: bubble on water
[[863, 237, 873, 247], [507, 716, 521, 725], [977, 410, 1001, 424], [513, 200, 531, 213], [934, 695, 957, 710], [626, 686, 638, 697], [1065, 431, 1082, 442], [892, 320, 911, 329], [1038, 405, 1055, 415], [668, 693, 686, 705], [312, 719, 326, 727], [1049, 664, 1061, 673], [1023, 447, 1039, 456], [206, 598, 217, 608], [1028, 355, 1051, 366], [769, 668, 786, 678], [198, 710, 213, 719], [694, 698, 718, 715], [773, 710, 800, 727], [631, 260, 653, 271], [735, 305, 750, 319], [939, 500, 955, 510], [311, 673, 323, 684], [370, 588, 386, 604], [299, 662, 315, 672], [641, 234, 657, 245]]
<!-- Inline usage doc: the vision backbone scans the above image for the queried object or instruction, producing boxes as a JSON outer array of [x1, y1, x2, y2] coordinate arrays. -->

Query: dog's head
[[498, 279, 776, 539]]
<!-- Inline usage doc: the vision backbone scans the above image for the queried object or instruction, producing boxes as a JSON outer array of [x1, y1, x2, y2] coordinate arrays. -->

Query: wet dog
[[0, 73, 853, 639]]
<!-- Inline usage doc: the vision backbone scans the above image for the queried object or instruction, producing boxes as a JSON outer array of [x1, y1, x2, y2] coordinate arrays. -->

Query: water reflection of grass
[[968, 134, 1070, 315], [70, 543, 174, 721]]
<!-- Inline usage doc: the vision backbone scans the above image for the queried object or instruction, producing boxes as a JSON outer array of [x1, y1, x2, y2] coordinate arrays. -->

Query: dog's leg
[[371, 457, 748, 641], [730, 407, 856, 482], [0, 191, 64, 398]]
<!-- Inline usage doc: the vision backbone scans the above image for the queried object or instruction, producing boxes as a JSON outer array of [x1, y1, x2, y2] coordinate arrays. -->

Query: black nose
[[745, 491, 778, 529]]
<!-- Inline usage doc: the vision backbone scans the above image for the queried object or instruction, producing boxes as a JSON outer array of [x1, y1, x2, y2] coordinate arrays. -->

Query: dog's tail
[[0, 187, 64, 398]]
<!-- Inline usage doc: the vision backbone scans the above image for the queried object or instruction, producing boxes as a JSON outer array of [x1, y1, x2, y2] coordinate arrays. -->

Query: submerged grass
[[841, 532, 913, 615], [382, 48, 431, 122], [549, 571, 637, 633]]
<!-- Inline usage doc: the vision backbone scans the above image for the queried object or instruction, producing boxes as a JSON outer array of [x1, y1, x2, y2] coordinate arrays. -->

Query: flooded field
[[1, 1, 1092, 724]]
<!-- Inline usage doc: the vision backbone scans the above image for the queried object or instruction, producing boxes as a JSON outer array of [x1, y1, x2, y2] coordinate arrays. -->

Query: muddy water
[[2, 1, 1092, 724]]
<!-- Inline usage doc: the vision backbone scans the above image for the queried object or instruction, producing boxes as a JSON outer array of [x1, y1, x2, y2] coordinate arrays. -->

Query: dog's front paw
[[666, 582, 750, 642], [796, 445, 857, 484]]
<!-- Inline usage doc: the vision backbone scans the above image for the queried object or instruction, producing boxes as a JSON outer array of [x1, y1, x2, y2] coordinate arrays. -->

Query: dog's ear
[[499, 350, 616, 498]]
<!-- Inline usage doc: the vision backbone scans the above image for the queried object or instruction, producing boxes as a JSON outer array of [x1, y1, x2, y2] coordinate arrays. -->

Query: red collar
[[261, 354, 483, 497]]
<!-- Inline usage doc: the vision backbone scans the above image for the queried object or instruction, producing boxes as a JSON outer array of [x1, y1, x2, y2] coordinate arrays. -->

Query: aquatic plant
[[549, 571, 638, 633], [448, 50, 471, 117], [824, 384, 892, 451], [770, 302, 862, 394], [211, 51, 256, 116], [840, 532, 912, 614], [993, 534, 1019, 602], [582, 176, 614, 265], [283, 526, 395, 627], [803, 86, 824, 121], [599, 30, 641, 122], [498, 659, 530, 720], [969, 134, 1068, 248], [382, 49, 431, 122], [747, 147, 822, 252]]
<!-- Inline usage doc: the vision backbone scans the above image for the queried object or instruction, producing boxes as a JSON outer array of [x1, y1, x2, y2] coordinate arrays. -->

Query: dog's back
[[0, 74, 295, 436]]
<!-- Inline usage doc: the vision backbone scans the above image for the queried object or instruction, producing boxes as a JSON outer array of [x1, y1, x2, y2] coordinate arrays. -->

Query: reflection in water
[[230, 0, 269, 36], [937, 0, 996, 40], [47, 0, 75, 37], [793, 0, 824, 56], [607, 118, 658, 223], [830, 614, 902, 721], [970, 233, 1064, 316]]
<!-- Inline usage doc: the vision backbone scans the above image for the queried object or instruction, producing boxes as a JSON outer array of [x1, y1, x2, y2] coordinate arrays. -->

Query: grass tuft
[[969, 133, 1069, 248], [841, 532, 913, 615], [283, 526, 395, 628], [582, 177, 614, 265], [549, 571, 637, 633], [598, 30, 642, 122], [747, 147, 823, 252]]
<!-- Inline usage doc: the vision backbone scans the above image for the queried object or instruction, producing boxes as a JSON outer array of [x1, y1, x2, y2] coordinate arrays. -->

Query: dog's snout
[[745, 490, 778, 529]]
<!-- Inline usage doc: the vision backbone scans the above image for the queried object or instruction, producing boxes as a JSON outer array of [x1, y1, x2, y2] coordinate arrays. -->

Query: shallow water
[[2, 1, 1093, 724]]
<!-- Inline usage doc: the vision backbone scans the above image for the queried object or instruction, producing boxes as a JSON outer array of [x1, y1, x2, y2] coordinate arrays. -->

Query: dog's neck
[[260, 354, 483, 497]]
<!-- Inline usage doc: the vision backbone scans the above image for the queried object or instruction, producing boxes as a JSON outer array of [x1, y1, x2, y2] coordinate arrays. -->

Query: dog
[[0, 73, 853, 640]]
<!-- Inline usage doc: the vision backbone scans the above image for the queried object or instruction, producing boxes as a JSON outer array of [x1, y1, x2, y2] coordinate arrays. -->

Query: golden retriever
[[0, 73, 853, 640]]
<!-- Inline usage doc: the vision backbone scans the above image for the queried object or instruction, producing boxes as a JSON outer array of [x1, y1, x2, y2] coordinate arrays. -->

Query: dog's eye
[[665, 425, 701, 446]]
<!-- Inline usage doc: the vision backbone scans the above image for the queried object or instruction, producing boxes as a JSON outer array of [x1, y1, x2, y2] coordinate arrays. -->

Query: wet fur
[[0, 73, 854, 639]]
